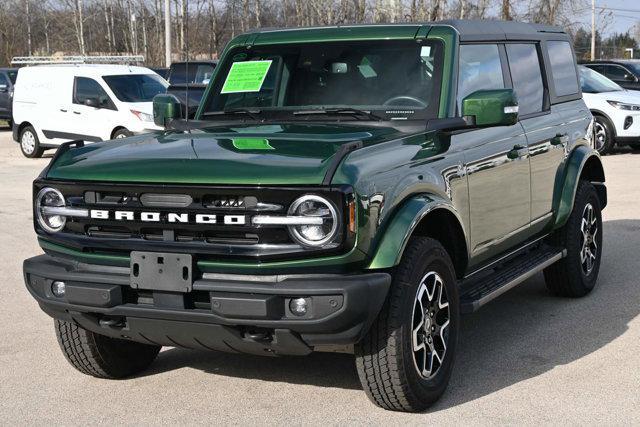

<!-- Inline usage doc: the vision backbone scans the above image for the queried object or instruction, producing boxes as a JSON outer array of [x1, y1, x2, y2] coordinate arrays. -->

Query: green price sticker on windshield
[[221, 60, 272, 94]]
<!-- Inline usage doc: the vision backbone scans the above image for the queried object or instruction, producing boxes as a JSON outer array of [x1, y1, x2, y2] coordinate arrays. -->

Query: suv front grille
[[34, 181, 353, 261]]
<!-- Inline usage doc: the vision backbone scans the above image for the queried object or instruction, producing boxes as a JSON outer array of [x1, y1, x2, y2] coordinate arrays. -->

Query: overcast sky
[[575, 0, 640, 36]]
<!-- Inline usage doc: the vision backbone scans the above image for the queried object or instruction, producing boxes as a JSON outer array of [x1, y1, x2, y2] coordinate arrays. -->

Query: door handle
[[73, 111, 81, 115], [551, 134, 569, 146], [59, 109, 67, 112], [508, 144, 528, 159]]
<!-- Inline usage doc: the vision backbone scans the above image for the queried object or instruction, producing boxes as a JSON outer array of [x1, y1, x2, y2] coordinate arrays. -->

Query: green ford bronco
[[25, 20, 606, 412]]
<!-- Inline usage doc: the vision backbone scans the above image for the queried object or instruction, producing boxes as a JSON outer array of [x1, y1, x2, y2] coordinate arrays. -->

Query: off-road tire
[[55, 319, 160, 379], [113, 128, 133, 139], [20, 125, 44, 158], [593, 115, 615, 155], [544, 180, 603, 297], [355, 237, 459, 412]]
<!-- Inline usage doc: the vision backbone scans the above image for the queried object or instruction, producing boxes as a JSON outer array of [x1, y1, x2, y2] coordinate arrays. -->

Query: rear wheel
[[544, 180, 603, 297], [113, 128, 133, 139], [55, 319, 160, 379], [355, 237, 459, 412], [593, 115, 615, 155], [20, 125, 44, 158]]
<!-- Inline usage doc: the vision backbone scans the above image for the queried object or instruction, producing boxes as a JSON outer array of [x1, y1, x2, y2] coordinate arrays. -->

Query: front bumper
[[24, 255, 391, 356]]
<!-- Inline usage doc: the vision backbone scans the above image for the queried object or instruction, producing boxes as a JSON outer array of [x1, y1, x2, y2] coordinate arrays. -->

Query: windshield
[[579, 66, 623, 93], [102, 74, 168, 102], [203, 40, 442, 121], [170, 63, 216, 85]]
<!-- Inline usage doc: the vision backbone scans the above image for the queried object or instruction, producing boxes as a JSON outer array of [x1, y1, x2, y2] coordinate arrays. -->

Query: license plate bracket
[[130, 252, 193, 292]]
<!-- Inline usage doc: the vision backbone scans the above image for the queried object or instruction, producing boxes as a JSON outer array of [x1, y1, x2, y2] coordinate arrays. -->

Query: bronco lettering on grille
[[89, 210, 246, 225]]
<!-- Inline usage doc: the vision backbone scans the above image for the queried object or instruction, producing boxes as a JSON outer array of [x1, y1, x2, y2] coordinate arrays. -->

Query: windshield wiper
[[202, 108, 263, 120], [293, 107, 383, 121]]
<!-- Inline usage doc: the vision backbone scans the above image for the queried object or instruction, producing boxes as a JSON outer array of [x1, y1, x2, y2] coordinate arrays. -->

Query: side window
[[0, 73, 7, 86], [547, 41, 579, 97], [457, 44, 504, 111], [74, 77, 112, 108], [506, 44, 545, 116], [606, 65, 633, 81], [589, 64, 606, 74]]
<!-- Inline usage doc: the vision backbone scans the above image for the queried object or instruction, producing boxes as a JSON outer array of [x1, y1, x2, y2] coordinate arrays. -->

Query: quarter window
[[506, 44, 545, 116], [457, 44, 504, 110], [547, 41, 579, 97], [74, 77, 113, 108]]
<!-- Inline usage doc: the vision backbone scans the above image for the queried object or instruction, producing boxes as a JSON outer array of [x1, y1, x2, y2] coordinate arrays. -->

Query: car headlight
[[35, 187, 67, 232], [287, 195, 339, 247], [607, 100, 640, 111], [130, 109, 154, 122]]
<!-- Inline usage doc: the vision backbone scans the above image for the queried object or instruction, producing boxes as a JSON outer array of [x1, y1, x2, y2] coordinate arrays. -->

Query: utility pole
[[591, 0, 596, 61], [164, 0, 171, 67]]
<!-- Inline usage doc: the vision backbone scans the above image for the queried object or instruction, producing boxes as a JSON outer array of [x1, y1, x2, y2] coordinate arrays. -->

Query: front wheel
[[20, 125, 44, 158], [355, 237, 459, 412], [593, 115, 615, 155], [55, 319, 160, 379], [544, 180, 603, 297]]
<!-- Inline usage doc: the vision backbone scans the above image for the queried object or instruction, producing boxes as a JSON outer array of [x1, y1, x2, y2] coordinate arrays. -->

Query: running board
[[460, 245, 566, 314]]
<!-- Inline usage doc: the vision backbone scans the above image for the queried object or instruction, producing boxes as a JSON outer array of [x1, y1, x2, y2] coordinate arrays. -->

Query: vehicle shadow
[[143, 219, 640, 407]]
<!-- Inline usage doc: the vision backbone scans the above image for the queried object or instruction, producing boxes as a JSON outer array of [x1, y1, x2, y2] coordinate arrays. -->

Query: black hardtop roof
[[241, 19, 567, 42]]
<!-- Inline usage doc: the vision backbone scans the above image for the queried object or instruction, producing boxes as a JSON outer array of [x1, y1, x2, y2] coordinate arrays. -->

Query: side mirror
[[462, 89, 519, 127], [0, 84, 7, 93], [153, 93, 183, 128], [624, 73, 637, 82], [84, 97, 100, 108]]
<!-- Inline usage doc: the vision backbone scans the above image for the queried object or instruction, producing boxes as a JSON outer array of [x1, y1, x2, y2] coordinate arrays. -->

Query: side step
[[460, 245, 566, 314]]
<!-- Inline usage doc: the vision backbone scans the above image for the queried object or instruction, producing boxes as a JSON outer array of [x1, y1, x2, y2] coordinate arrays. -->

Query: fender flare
[[367, 194, 468, 270], [552, 145, 606, 229]]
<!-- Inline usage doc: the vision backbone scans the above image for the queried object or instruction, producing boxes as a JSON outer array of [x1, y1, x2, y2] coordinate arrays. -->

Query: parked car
[[0, 68, 18, 127], [166, 60, 217, 116], [580, 59, 640, 91], [24, 21, 605, 412], [579, 65, 640, 153], [12, 64, 168, 158], [150, 67, 170, 80]]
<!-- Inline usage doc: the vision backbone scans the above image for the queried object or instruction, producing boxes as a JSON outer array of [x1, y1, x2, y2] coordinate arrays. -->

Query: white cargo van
[[12, 64, 168, 158]]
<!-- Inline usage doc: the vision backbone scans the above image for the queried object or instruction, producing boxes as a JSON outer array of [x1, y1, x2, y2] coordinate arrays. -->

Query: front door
[[67, 76, 119, 142], [455, 43, 531, 266]]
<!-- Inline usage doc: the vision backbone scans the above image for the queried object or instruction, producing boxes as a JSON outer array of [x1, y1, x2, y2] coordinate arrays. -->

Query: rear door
[[505, 42, 564, 234]]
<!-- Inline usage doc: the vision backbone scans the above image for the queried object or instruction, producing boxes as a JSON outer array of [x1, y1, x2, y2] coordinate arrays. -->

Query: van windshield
[[202, 40, 442, 122], [579, 66, 623, 93], [102, 74, 168, 102]]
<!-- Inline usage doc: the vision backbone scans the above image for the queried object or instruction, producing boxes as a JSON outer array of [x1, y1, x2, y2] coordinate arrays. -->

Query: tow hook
[[99, 317, 125, 328]]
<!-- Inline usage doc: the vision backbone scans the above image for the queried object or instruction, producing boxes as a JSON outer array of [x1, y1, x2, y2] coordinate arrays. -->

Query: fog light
[[51, 281, 66, 297], [289, 298, 308, 316]]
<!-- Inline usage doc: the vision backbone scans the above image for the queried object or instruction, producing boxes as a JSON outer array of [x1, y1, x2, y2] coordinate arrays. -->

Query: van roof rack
[[11, 55, 144, 65]]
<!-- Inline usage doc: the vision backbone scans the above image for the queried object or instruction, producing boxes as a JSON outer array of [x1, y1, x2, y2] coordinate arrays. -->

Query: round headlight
[[288, 195, 339, 247], [36, 187, 66, 233]]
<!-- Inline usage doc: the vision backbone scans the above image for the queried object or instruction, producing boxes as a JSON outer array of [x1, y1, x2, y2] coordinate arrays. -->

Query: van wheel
[[113, 128, 133, 139], [355, 237, 459, 412], [544, 181, 603, 297], [593, 116, 614, 155], [20, 125, 44, 158]]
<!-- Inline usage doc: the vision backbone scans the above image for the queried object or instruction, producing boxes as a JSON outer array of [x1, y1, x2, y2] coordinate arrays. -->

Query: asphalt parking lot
[[0, 125, 638, 424]]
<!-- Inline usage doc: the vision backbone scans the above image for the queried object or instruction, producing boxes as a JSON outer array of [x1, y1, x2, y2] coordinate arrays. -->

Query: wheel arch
[[367, 194, 469, 278], [553, 145, 606, 229], [16, 121, 34, 139]]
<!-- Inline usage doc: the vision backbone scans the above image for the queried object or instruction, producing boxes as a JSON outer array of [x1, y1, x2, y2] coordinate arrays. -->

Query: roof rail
[[11, 55, 145, 65]]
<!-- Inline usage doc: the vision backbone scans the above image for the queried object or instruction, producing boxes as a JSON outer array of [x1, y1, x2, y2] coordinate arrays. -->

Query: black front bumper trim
[[24, 255, 391, 355]]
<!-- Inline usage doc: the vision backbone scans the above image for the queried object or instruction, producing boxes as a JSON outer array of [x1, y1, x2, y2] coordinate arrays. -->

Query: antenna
[[184, 1, 189, 131]]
